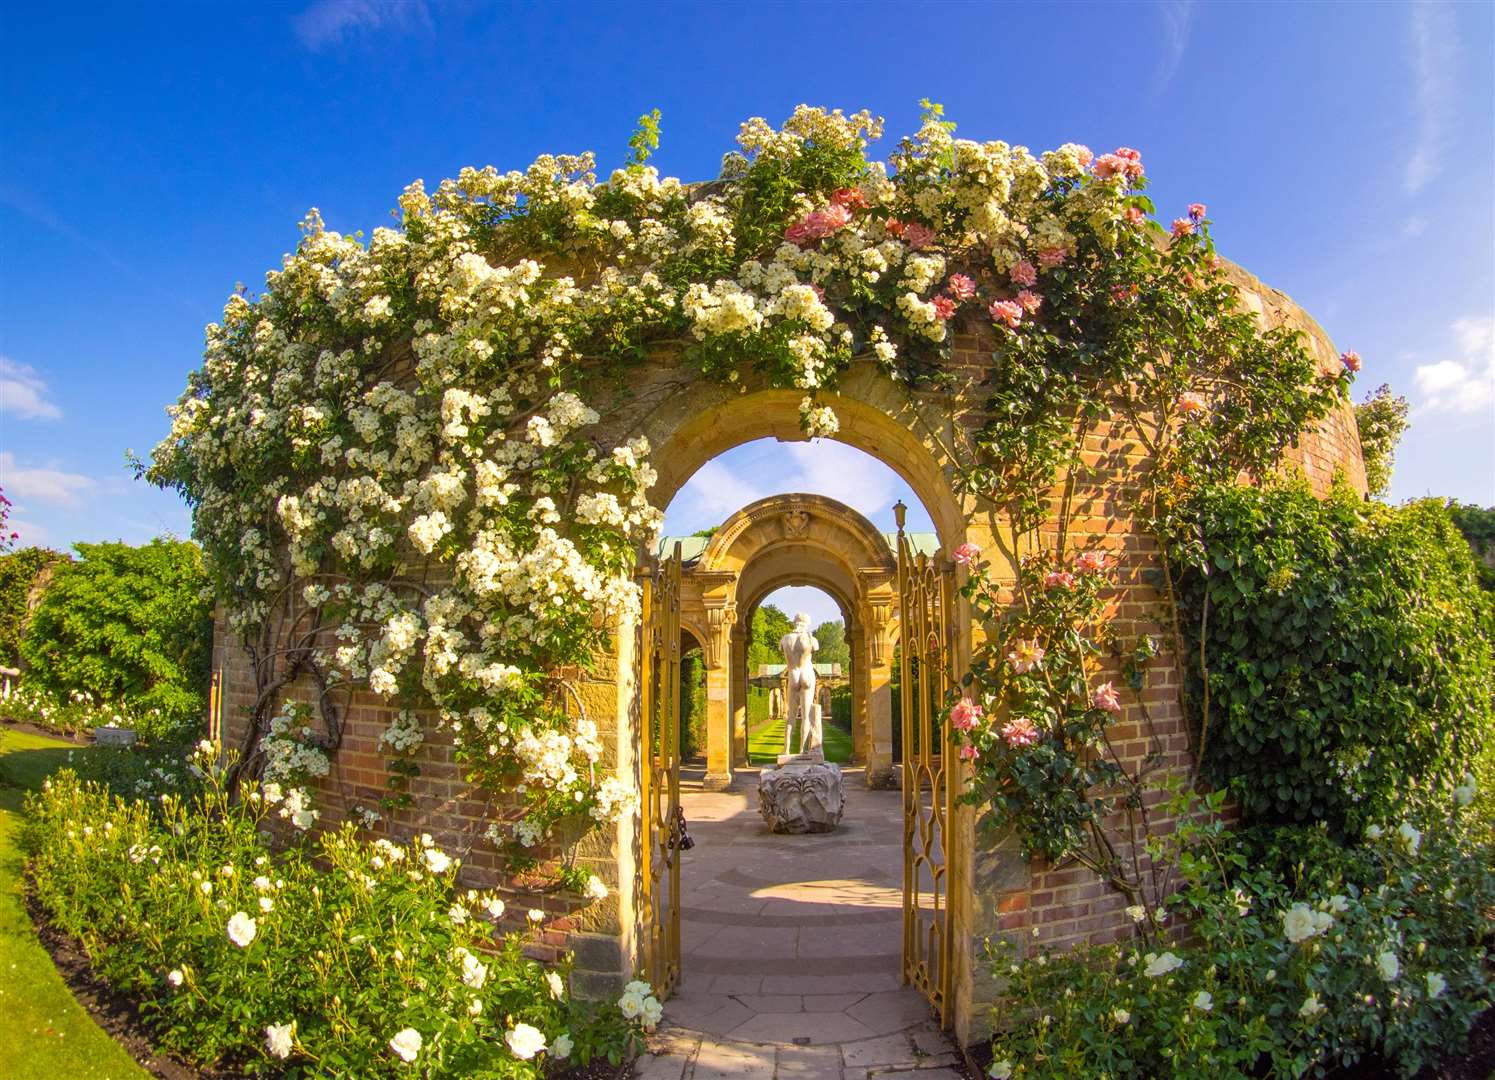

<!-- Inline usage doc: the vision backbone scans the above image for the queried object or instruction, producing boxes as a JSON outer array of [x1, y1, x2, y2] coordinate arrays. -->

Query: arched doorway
[[666, 492, 919, 791]]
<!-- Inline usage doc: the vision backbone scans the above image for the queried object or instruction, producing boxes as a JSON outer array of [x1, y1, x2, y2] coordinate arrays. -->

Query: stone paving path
[[637, 767, 964, 1079]]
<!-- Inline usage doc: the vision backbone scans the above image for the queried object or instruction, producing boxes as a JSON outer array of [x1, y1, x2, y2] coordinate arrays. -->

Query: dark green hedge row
[[1180, 482, 1494, 837]]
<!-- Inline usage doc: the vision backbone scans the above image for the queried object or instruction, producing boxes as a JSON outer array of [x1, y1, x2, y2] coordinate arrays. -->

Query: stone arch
[[669, 492, 912, 790]]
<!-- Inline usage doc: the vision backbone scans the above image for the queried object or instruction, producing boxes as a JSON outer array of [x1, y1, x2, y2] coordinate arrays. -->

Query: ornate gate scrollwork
[[894, 503, 958, 1026], [638, 543, 683, 997]]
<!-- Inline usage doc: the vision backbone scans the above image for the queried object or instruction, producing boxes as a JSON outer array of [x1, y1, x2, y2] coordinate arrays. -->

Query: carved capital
[[703, 599, 738, 669]]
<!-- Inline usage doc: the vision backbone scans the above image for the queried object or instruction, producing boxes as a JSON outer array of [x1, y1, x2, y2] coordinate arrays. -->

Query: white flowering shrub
[[982, 785, 1494, 1078], [23, 745, 649, 1077], [142, 103, 1220, 878]]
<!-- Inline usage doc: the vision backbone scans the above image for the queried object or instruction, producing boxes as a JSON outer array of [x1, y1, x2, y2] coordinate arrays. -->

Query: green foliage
[[1354, 383, 1410, 497], [1446, 500, 1495, 592], [1177, 481, 1493, 836], [0, 546, 63, 666], [746, 604, 793, 671], [678, 650, 706, 759], [986, 789, 1495, 1079], [23, 748, 648, 1078], [19, 539, 213, 741], [812, 619, 849, 668]]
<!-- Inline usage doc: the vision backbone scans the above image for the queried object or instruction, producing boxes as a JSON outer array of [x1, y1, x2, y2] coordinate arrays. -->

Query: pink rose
[[931, 295, 957, 321], [1110, 283, 1138, 303], [784, 204, 853, 246], [1188, 202, 1206, 221], [1076, 146, 1094, 168], [1043, 570, 1075, 590], [1171, 218, 1195, 238], [1177, 391, 1208, 415], [831, 187, 868, 210], [1340, 350, 1361, 373], [1010, 260, 1038, 287], [1123, 206, 1146, 226], [952, 542, 981, 566], [1001, 717, 1041, 748], [1073, 550, 1113, 575], [1037, 246, 1067, 269], [1007, 639, 1045, 674], [989, 299, 1023, 329], [1092, 681, 1122, 713], [958, 743, 978, 761], [1093, 147, 1144, 182], [946, 273, 977, 301], [949, 698, 984, 731], [902, 223, 937, 250], [1016, 289, 1042, 315]]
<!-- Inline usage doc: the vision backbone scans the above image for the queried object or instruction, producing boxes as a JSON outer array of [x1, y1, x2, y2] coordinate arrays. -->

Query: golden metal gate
[[638, 543, 683, 998], [894, 504, 958, 1026]]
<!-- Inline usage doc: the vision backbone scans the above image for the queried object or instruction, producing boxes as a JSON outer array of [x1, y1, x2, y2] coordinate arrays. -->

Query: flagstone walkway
[[637, 767, 966, 1080]]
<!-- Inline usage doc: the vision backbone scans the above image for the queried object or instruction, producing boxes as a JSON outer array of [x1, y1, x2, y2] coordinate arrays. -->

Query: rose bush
[[984, 784, 1495, 1079], [23, 743, 648, 1077]]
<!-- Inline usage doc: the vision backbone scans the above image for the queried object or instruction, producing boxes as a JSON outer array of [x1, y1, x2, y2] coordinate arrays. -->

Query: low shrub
[[24, 744, 650, 1077], [2, 679, 176, 740], [984, 785, 1494, 1079], [1178, 481, 1493, 838], [19, 539, 213, 741]]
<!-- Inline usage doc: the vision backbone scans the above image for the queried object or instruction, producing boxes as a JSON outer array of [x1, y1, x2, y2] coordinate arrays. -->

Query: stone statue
[[768, 686, 783, 720], [779, 612, 821, 756]]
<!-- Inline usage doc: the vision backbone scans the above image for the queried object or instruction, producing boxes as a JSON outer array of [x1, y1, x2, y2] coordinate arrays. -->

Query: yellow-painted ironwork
[[894, 502, 957, 1026], [208, 669, 223, 743], [638, 544, 683, 998]]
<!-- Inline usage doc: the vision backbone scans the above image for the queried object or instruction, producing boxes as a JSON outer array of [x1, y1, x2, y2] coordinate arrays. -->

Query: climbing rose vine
[[147, 102, 1348, 889]]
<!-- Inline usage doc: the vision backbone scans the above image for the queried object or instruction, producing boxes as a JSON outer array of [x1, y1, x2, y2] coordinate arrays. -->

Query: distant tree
[[1446, 501, 1495, 593], [746, 604, 794, 671], [813, 619, 850, 668], [1355, 384, 1410, 498], [0, 546, 65, 667]]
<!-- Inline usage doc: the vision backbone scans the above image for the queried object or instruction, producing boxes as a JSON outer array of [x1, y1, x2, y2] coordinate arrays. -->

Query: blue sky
[[3, 0, 1492, 617]]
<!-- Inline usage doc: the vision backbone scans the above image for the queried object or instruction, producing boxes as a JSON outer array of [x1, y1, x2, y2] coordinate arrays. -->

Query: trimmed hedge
[[1180, 482, 1493, 837]]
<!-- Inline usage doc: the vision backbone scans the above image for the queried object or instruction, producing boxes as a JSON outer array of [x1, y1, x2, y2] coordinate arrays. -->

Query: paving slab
[[690, 1037, 777, 1080]]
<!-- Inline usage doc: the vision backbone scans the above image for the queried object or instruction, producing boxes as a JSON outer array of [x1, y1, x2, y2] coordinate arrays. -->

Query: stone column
[[730, 626, 749, 767], [703, 663, 732, 789], [847, 623, 867, 763], [864, 596, 895, 787]]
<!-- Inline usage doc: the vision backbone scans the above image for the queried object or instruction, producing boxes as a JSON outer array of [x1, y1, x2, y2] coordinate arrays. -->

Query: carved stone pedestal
[[756, 750, 844, 834]]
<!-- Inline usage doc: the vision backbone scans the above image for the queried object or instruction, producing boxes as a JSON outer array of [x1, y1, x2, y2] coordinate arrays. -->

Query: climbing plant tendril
[[147, 103, 1352, 895]]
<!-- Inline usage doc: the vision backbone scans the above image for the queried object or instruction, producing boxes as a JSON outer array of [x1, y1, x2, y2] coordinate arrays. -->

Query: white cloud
[[780, 440, 900, 520], [0, 357, 61, 420], [1154, 1, 1195, 91], [292, 0, 430, 51], [0, 452, 96, 507], [6, 518, 48, 546], [1413, 315, 1495, 414], [1402, 216, 1427, 238], [1405, 1, 1457, 194]]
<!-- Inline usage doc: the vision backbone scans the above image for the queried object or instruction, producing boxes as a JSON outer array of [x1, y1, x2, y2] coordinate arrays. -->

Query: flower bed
[[23, 743, 652, 1077], [982, 785, 1495, 1079]]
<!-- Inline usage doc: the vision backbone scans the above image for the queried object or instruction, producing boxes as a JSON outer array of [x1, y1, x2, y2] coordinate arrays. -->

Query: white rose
[[226, 912, 258, 948], [389, 1027, 422, 1063], [1142, 951, 1183, 977], [505, 1022, 547, 1060], [1282, 903, 1322, 945], [989, 1062, 1014, 1079], [1426, 972, 1447, 998], [1396, 821, 1422, 854], [1125, 905, 1146, 923], [423, 848, 452, 874], [264, 1022, 294, 1060], [461, 950, 488, 990], [551, 1033, 574, 1060], [641, 994, 664, 1029], [618, 990, 645, 1019], [527, 908, 546, 925], [1299, 993, 1325, 1020], [484, 897, 506, 919], [1192, 990, 1213, 1011], [167, 968, 183, 987], [1377, 950, 1400, 981], [1112, 1008, 1130, 1024], [545, 971, 565, 1000]]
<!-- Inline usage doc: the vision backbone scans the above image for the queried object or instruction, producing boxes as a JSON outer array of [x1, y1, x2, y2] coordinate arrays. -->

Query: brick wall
[[210, 257, 1364, 1038]]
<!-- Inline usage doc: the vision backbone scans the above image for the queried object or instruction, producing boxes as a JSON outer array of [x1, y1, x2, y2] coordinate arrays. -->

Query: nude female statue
[[779, 612, 821, 756]]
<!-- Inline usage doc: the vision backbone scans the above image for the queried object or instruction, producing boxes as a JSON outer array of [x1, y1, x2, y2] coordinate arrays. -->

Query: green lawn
[[746, 716, 853, 765], [0, 727, 148, 1079]]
